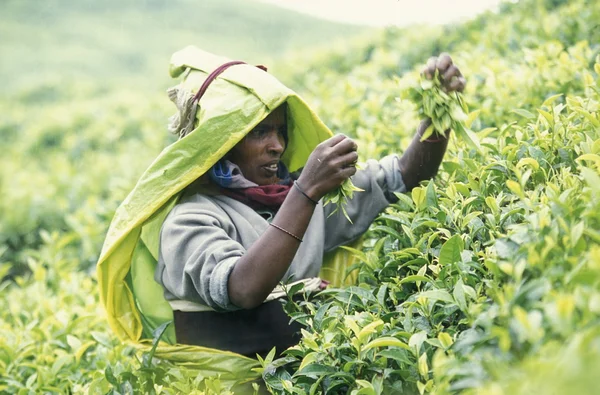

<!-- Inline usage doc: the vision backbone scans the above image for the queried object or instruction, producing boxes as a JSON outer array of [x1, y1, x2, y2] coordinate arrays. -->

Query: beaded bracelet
[[270, 223, 303, 242], [293, 181, 319, 205]]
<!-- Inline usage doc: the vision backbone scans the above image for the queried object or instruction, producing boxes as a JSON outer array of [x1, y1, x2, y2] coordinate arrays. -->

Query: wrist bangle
[[269, 223, 303, 242], [423, 135, 446, 143], [419, 120, 449, 143], [421, 130, 449, 143], [293, 181, 319, 205]]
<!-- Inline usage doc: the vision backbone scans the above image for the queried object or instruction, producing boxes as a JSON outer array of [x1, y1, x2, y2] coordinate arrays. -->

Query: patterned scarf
[[209, 160, 292, 211]]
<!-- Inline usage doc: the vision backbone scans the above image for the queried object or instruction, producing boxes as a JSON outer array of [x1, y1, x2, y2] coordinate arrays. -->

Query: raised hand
[[422, 53, 466, 93], [297, 134, 359, 201]]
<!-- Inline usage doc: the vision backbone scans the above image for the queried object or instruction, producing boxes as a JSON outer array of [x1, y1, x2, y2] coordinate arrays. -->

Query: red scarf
[[221, 182, 292, 211]]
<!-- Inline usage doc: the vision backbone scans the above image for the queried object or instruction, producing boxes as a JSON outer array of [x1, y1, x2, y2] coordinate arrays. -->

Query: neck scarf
[[209, 160, 292, 211]]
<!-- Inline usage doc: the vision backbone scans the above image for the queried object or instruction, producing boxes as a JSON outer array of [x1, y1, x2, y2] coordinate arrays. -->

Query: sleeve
[[323, 154, 406, 251], [157, 201, 244, 311]]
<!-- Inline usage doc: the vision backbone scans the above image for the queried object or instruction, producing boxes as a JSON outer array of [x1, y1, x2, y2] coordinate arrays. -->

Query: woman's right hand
[[228, 134, 357, 309], [297, 134, 359, 201]]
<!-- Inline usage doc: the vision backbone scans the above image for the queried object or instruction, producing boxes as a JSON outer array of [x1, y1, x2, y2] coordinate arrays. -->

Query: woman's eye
[[248, 125, 286, 139], [250, 128, 268, 138]]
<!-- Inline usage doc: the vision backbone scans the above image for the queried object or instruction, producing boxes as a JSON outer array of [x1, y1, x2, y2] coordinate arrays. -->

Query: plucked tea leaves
[[323, 175, 364, 223]]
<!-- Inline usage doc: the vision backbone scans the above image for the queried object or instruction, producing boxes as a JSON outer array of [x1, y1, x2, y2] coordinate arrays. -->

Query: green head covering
[[96, 46, 334, 344]]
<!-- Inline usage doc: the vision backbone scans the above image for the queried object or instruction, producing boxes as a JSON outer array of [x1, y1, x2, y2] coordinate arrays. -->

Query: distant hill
[[0, 0, 369, 95]]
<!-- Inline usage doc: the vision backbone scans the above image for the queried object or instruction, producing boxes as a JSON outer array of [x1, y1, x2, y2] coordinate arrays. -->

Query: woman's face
[[228, 105, 287, 186]]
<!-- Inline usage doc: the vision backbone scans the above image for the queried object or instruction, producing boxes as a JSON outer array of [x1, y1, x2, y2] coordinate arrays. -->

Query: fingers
[[441, 64, 465, 92], [321, 134, 348, 147], [423, 57, 437, 79], [449, 76, 467, 92], [309, 134, 358, 170], [317, 135, 358, 172], [339, 164, 358, 179], [301, 135, 359, 199], [421, 53, 465, 92], [436, 53, 452, 72], [330, 134, 358, 153], [321, 136, 358, 171], [334, 150, 359, 168], [423, 54, 453, 79], [442, 64, 461, 81]]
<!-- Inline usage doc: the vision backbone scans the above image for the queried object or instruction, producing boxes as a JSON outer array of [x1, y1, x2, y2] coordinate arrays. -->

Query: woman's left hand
[[421, 53, 466, 93]]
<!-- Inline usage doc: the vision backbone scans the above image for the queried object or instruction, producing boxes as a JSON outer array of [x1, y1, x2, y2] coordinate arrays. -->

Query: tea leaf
[[577, 154, 600, 166], [542, 93, 563, 107], [362, 337, 411, 351], [512, 109, 536, 119], [418, 290, 454, 304], [323, 176, 364, 223], [412, 187, 426, 210], [358, 319, 384, 343], [439, 235, 464, 266], [418, 353, 429, 378], [398, 275, 433, 285], [453, 279, 467, 311], [298, 352, 318, 372], [295, 363, 337, 377], [438, 332, 454, 349]]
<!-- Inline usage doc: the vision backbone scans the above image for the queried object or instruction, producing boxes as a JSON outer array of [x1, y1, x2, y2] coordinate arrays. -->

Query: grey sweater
[[155, 155, 406, 312]]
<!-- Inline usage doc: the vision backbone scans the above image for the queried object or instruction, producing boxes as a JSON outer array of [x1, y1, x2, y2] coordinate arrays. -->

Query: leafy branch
[[323, 171, 364, 223], [403, 70, 482, 154]]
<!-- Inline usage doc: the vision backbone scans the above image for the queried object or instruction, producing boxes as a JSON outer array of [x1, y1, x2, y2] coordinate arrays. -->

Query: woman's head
[[227, 104, 288, 185]]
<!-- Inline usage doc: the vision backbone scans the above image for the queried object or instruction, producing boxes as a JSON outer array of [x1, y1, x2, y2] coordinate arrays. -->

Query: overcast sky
[[257, 0, 506, 26]]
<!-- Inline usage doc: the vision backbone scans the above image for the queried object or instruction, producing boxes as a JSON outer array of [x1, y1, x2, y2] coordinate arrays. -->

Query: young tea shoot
[[405, 69, 482, 153], [323, 174, 363, 223]]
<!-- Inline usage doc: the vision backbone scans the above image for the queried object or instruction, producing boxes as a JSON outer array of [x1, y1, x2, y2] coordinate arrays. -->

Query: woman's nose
[[266, 131, 285, 154]]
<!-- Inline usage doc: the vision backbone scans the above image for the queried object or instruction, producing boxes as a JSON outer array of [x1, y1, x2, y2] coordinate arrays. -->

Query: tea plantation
[[1, 0, 599, 393]]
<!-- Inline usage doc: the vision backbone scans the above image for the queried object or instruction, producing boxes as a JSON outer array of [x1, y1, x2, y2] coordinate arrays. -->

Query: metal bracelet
[[269, 223, 303, 242], [293, 181, 319, 205]]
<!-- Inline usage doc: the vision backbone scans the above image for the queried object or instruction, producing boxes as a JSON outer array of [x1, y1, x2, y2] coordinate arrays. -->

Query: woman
[[154, 50, 466, 358]]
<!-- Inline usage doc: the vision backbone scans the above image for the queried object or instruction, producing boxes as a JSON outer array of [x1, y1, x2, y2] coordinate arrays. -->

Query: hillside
[[0, 0, 367, 95], [1, 0, 599, 393]]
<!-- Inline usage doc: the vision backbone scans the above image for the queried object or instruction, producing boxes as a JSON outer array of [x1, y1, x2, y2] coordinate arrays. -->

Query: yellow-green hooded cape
[[96, 46, 357, 389]]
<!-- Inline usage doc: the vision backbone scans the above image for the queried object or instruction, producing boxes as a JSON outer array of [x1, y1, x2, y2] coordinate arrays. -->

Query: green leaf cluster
[[2, 0, 600, 393], [323, 172, 365, 223], [402, 71, 481, 153], [258, 1, 600, 394]]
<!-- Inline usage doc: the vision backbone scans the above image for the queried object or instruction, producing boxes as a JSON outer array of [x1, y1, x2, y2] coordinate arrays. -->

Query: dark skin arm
[[228, 135, 358, 309], [399, 119, 449, 190], [228, 54, 465, 309], [227, 186, 314, 309], [399, 53, 466, 190]]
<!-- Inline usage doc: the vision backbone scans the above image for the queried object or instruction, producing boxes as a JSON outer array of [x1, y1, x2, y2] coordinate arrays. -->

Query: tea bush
[[258, 0, 600, 392], [1, 0, 599, 393]]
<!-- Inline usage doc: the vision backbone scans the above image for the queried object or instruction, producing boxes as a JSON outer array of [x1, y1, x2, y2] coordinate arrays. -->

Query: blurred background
[[0, 0, 502, 274], [1, 0, 502, 95], [2, 0, 600, 393]]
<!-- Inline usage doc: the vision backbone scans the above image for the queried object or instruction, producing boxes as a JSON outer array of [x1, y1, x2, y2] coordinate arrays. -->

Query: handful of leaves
[[404, 70, 481, 152], [323, 173, 363, 223]]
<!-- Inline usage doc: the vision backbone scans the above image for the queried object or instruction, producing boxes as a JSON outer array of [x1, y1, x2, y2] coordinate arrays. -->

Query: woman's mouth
[[262, 163, 278, 174]]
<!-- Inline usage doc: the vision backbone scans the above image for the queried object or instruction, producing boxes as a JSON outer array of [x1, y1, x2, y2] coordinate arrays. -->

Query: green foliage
[[91, 322, 248, 395], [2, 0, 600, 393], [0, 233, 127, 394], [258, 0, 600, 393], [266, 66, 600, 388], [401, 71, 480, 153], [0, 2, 365, 393], [0, 0, 367, 96], [323, 177, 364, 223]]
